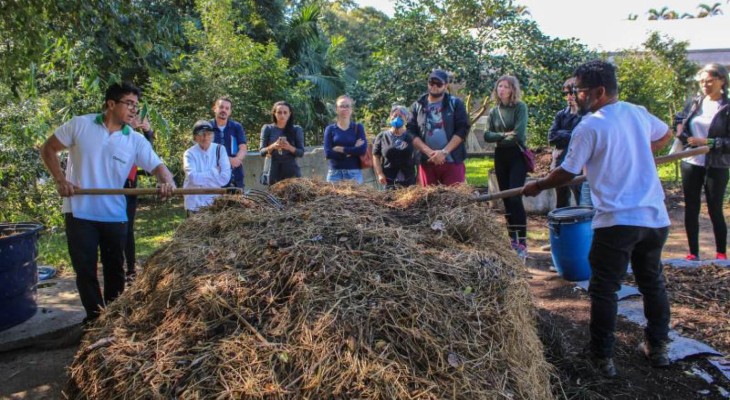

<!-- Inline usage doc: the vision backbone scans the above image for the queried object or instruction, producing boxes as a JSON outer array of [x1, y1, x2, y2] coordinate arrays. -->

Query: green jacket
[[483, 101, 528, 147]]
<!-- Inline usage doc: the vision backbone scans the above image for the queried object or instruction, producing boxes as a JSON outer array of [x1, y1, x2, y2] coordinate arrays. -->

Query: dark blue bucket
[[548, 207, 594, 281], [0, 223, 44, 331]]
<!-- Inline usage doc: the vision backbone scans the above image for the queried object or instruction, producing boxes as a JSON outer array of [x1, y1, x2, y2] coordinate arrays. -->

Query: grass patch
[[465, 157, 494, 187], [37, 199, 186, 274]]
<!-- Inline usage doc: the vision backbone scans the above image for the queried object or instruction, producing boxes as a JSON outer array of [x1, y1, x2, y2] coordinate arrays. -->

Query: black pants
[[555, 182, 581, 209], [383, 165, 416, 189], [495, 146, 527, 244], [680, 161, 728, 256], [124, 177, 138, 275], [65, 213, 127, 321], [269, 159, 301, 186], [588, 225, 670, 358]]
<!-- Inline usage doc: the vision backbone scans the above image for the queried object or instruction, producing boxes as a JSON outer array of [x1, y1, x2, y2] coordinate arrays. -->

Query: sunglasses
[[562, 90, 573, 96], [428, 79, 445, 88]]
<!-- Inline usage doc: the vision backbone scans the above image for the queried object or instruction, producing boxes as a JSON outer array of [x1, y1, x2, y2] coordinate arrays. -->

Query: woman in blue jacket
[[324, 95, 367, 184]]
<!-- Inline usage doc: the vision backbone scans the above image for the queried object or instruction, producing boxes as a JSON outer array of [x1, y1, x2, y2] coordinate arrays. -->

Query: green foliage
[[615, 52, 681, 123], [146, 0, 291, 181], [0, 99, 63, 227]]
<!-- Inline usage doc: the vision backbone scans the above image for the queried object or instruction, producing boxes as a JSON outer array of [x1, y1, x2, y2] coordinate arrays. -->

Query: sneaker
[[717, 253, 727, 260], [641, 341, 670, 368], [590, 355, 618, 378], [512, 242, 528, 260], [685, 254, 699, 261], [125, 272, 137, 285]]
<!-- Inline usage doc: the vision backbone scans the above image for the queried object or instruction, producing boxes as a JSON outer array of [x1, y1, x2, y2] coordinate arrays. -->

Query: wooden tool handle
[[474, 146, 709, 202], [74, 188, 237, 196]]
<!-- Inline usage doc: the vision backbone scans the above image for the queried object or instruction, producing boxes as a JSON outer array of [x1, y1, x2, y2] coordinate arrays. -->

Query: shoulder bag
[[497, 107, 535, 173]]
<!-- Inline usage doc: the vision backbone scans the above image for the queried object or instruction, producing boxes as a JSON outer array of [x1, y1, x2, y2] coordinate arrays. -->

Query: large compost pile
[[65, 179, 554, 399]]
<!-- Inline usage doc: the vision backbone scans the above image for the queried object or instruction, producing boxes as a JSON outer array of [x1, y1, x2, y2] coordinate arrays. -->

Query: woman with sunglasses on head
[[676, 63, 730, 261], [372, 105, 416, 189], [548, 77, 584, 208], [483, 75, 529, 258], [259, 101, 305, 185], [323, 95, 367, 184]]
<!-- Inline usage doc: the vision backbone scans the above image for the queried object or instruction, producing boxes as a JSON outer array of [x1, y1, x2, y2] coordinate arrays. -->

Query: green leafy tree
[[615, 52, 677, 123], [145, 0, 291, 181]]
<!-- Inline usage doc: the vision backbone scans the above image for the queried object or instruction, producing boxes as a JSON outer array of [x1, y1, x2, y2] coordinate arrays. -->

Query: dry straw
[[65, 179, 554, 399]]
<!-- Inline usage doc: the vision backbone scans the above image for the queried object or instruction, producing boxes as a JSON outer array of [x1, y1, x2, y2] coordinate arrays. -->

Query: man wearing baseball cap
[[182, 120, 232, 215], [405, 69, 470, 186]]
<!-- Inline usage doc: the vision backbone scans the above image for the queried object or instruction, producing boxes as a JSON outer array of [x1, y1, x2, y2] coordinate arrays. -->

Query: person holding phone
[[259, 101, 305, 185]]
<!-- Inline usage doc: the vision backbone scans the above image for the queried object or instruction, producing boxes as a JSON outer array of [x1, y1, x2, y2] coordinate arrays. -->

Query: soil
[[1, 185, 728, 399]]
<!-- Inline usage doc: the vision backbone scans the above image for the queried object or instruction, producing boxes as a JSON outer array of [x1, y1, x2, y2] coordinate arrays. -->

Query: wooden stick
[[74, 188, 241, 196], [474, 146, 709, 202]]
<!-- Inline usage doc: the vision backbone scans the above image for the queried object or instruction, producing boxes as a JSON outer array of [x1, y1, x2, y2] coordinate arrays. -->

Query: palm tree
[[648, 7, 675, 20], [697, 2, 724, 17], [627, 13, 638, 20]]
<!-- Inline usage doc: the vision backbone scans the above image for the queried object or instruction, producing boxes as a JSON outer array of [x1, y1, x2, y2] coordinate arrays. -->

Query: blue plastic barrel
[[0, 223, 43, 331], [548, 207, 594, 281]]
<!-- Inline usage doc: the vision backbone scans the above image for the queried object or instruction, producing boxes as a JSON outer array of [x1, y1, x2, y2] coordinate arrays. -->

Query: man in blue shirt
[[210, 97, 247, 188]]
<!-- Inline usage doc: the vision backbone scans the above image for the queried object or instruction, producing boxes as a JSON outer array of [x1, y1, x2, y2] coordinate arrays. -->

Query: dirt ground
[[1, 185, 728, 399]]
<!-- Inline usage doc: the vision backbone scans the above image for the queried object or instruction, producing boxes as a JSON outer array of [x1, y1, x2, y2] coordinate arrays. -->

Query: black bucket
[[0, 223, 44, 331]]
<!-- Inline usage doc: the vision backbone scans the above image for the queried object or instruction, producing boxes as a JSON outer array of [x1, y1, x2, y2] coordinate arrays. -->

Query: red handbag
[[517, 142, 535, 173], [359, 144, 374, 169]]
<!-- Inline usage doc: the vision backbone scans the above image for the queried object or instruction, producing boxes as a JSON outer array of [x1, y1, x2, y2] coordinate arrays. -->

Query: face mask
[[390, 116, 404, 129]]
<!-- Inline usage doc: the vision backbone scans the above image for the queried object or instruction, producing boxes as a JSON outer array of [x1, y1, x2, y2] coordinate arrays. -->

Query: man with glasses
[[522, 60, 673, 377], [548, 77, 584, 208], [40, 82, 175, 325], [210, 97, 247, 188], [406, 69, 470, 186]]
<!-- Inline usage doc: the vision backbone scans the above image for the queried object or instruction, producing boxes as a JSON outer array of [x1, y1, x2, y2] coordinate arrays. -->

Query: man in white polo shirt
[[40, 82, 175, 324], [522, 61, 673, 377]]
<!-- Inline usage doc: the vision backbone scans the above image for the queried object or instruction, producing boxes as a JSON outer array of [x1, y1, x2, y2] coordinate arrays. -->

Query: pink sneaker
[[685, 254, 699, 261], [717, 253, 727, 260]]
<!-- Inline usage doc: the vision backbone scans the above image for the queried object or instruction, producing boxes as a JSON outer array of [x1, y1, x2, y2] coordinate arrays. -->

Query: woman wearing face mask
[[260, 101, 305, 185], [372, 105, 416, 189], [483, 75, 529, 258], [677, 63, 730, 261]]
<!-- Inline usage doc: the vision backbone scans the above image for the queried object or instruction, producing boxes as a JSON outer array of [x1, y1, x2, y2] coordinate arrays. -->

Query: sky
[[353, 0, 725, 50]]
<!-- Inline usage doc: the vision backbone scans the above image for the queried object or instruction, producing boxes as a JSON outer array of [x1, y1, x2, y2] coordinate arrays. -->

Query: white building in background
[[568, 16, 730, 66]]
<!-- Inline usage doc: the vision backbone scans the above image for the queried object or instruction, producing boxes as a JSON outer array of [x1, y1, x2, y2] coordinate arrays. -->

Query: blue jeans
[[580, 182, 593, 207], [326, 169, 363, 184]]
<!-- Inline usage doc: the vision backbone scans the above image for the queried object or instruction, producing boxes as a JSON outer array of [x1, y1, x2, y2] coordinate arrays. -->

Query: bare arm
[[151, 163, 176, 199], [651, 129, 672, 153], [522, 167, 577, 197], [40, 135, 77, 197]]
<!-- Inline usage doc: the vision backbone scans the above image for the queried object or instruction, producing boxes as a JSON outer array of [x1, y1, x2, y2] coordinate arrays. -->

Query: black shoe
[[590, 355, 618, 378], [642, 341, 670, 368]]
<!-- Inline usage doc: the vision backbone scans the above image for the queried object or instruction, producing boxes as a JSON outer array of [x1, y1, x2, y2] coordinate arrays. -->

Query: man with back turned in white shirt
[[522, 60, 673, 378]]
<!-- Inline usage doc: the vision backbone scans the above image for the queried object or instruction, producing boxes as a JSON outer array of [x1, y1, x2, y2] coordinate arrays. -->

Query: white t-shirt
[[183, 143, 232, 211], [685, 97, 720, 166], [561, 102, 670, 229], [55, 114, 163, 222]]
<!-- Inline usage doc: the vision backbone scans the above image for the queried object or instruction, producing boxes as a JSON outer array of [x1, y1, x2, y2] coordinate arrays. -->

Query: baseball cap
[[192, 120, 215, 135], [428, 69, 449, 84]]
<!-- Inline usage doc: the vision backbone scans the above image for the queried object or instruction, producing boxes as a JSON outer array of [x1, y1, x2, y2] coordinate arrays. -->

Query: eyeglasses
[[700, 78, 718, 85], [116, 99, 139, 113], [569, 86, 591, 95], [562, 90, 574, 96], [428, 79, 445, 88], [337, 104, 352, 109]]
